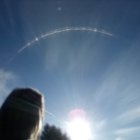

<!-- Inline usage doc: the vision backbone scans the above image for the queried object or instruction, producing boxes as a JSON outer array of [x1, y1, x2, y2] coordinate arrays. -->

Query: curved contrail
[[18, 27, 114, 53]]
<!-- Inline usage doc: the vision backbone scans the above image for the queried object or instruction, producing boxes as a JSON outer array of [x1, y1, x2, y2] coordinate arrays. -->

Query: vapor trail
[[18, 27, 114, 53], [45, 110, 68, 124], [46, 110, 57, 118]]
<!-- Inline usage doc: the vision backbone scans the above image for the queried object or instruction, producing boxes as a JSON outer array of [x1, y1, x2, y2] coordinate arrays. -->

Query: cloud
[[95, 119, 107, 130], [115, 137, 124, 140], [0, 69, 17, 106], [115, 126, 140, 135], [117, 107, 140, 124]]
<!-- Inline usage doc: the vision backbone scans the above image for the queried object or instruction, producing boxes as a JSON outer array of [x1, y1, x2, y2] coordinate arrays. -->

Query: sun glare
[[66, 117, 92, 140]]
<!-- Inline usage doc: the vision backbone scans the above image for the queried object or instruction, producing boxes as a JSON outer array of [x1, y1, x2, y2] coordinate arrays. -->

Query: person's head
[[0, 88, 44, 140]]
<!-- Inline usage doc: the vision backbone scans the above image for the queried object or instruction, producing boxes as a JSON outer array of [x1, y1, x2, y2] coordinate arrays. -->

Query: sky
[[0, 0, 140, 140]]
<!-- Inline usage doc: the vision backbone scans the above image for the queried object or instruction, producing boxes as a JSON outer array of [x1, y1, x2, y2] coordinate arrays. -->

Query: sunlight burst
[[66, 117, 92, 140]]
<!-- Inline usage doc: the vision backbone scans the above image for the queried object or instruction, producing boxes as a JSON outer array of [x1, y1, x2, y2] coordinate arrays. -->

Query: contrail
[[45, 110, 57, 118], [18, 27, 114, 53], [45, 110, 68, 124]]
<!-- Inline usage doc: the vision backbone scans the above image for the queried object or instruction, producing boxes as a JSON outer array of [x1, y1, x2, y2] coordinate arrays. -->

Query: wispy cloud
[[117, 107, 140, 124], [115, 126, 140, 136], [0, 69, 17, 105], [115, 137, 124, 140]]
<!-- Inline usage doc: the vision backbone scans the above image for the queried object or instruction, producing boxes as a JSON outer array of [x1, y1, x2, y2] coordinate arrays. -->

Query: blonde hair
[[0, 88, 44, 140]]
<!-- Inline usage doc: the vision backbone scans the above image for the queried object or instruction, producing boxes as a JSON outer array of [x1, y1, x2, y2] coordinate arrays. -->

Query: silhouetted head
[[0, 88, 44, 140]]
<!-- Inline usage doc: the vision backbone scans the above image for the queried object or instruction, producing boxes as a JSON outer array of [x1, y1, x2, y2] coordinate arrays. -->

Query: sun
[[66, 109, 92, 140]]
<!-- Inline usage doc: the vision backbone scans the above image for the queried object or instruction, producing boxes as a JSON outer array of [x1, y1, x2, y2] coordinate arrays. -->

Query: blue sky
[[0, 0, 140, 139]]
